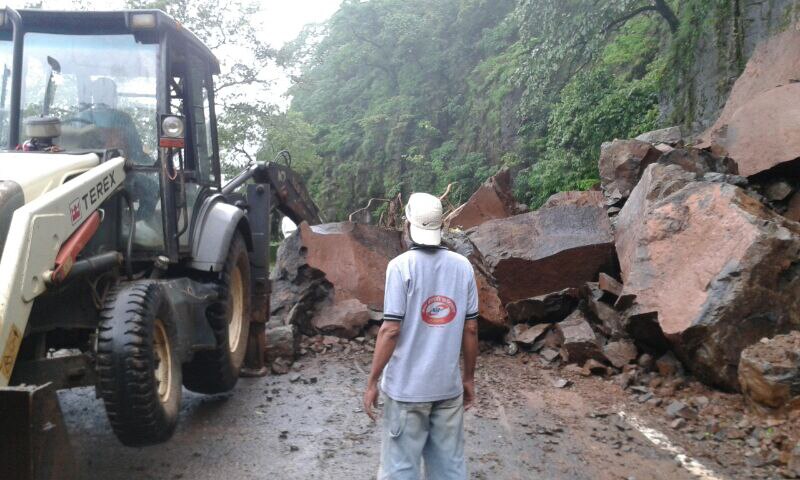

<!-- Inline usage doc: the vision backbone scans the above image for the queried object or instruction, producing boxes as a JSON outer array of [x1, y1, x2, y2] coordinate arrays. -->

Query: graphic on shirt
[[421, 295, 457, 325]]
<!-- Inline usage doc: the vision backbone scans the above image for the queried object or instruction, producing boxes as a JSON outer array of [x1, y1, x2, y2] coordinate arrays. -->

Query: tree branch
[[605, 1, 679, 35], [653, 0, 679, 33], [604, 6, 658, 33]]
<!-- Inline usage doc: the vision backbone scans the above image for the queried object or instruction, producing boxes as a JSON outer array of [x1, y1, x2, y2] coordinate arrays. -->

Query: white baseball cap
[[405, 192, 443, 246]]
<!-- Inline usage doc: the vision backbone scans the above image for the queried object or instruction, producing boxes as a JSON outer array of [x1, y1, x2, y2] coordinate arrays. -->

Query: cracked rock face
[[468, 205, 616, 305], [615, 163, 800, 390], [698, 27, 800, 177]]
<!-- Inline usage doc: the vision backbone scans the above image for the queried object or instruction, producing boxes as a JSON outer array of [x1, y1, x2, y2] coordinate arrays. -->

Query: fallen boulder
[[311, 298, 371, 339], [698, 26, 800, 177], [469, 205, 616, 304], [505, 288, 579, 325], [542, 190, 604, 209], [445, 168, 520, 230], [598, 139, 662, 204], [297, 222, 403, 309], [555, 310, 604, 365], [738, 331, 800, 414], [442, 232, 508, 335], [615, 162, 800, 390], [270, 221, 403, 337], [635, 126, 683, 146]]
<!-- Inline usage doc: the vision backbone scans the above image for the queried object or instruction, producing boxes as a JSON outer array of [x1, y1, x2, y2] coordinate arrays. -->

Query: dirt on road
[[59, 347, 741, 480]]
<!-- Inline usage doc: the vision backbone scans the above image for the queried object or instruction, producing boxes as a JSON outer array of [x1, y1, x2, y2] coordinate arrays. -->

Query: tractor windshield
[[20, 33, 158, 164], [0, 40, 11, 148]]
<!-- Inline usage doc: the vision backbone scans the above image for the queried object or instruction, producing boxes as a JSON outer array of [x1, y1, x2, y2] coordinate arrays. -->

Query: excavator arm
[[222, 161, 322, 226]]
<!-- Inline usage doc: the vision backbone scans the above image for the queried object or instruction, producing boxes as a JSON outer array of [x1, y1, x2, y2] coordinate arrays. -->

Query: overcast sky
[[5, 0, 344, 104]]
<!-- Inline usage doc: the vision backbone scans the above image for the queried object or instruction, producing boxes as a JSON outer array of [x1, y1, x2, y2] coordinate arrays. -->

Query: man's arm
[[364, 321, 401, 421], [461, 319, 479, 410]]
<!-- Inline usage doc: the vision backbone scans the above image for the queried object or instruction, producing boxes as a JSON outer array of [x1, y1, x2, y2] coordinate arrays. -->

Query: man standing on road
[[363, 192, 480, 479]]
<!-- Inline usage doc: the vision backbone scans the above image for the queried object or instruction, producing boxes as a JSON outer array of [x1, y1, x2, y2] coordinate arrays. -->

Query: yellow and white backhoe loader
[[0, 9, 321, 480]]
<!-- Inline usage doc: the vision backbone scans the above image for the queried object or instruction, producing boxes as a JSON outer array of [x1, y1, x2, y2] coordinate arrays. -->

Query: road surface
[[60, 349, 720, 479]]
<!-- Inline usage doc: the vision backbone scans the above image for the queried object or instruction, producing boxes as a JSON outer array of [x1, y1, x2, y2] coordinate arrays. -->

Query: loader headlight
[[162, 116, 184, 138], [128, 12, 157, 29], [159, 115, 185, 148]]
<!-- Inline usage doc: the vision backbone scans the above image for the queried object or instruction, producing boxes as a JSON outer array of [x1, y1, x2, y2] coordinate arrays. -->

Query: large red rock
[[616, 162, 800, 390], [298, 222, 403, 309], [468, 205, 616, 304], [270, 221, 403, 337], [442, 232, 508, 335], [445, 169, 519, 230], [698, 27, 800, 177], [542, 190, 604, 208], [598, 139, 662, 204]]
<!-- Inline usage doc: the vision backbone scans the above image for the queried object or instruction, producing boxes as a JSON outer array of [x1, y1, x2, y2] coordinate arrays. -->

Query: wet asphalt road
[[59, 350, 701, 480]]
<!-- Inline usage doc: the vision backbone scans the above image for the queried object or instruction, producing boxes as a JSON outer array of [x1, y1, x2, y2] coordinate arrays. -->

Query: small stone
[[646, 397, 663, 408], [505, 342, 519, 356], [665, 401, 697, 420], [692, 396, 710, 410], [541, 348, 560, 362], [655, 352, 683, 377], [670, 418, 686, 430], [584, 359, 610, 376], [552, 377, 571, 389], [765, 180, 794, 202], [637, 353, 654, 371], [289, 374, 302, 383], [271, 358, 291, 375]]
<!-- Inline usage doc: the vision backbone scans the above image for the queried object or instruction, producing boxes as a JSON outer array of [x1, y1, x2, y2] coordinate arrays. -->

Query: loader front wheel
[[96, 281, 182, 446], [183, 232, 251, 393]]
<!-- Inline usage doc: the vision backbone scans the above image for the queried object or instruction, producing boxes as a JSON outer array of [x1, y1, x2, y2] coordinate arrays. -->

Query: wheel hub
[[153, 318, 173, 404], [228, 264, 245, 352]]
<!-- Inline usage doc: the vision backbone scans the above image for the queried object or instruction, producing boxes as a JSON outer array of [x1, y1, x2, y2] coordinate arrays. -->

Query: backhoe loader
[[0, 9, 321, 479]]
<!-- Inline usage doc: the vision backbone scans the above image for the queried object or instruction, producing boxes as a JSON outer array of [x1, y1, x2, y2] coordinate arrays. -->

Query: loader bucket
[[0, 383, 76, 480]]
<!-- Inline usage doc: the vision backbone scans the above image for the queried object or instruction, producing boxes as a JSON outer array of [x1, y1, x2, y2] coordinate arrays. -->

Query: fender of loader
[[0, 156, 126, 386]]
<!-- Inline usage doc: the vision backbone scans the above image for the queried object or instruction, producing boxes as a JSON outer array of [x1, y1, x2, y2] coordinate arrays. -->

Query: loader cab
[[0, 8, 222, 262]]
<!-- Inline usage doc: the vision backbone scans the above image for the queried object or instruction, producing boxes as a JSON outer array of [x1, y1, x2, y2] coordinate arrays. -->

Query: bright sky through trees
[[5, 0, 343, 105]]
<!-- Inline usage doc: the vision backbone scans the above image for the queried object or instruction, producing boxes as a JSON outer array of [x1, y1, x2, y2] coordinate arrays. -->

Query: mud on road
[[60, 348, 729, 480]]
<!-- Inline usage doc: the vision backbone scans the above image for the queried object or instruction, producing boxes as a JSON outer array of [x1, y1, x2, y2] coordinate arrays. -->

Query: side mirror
[[159, 114, 185, 148]]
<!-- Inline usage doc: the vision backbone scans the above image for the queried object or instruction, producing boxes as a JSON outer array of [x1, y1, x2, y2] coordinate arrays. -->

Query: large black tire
[[183, 232, 251, 394], [96, 281, 182, 446]]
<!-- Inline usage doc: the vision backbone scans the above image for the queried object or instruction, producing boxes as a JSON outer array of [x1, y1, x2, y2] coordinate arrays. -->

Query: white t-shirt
[[380, 246, 479, 402]]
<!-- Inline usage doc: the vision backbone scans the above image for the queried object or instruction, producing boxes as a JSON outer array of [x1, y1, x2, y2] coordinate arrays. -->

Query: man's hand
[[463, 379, 475, 411], [364, 321, 401, 421], [363, 383, 379, 421]]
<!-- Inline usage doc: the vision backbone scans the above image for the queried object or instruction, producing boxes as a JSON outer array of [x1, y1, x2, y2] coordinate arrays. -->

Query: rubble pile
[[268, 26, 800, 434]]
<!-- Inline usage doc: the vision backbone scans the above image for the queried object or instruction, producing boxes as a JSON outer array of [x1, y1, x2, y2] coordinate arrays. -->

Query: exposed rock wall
[[665, 1, 800, 134]]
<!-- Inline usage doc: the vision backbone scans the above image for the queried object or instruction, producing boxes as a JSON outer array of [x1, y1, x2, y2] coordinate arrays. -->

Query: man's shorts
[[378, 394, 466, 480]]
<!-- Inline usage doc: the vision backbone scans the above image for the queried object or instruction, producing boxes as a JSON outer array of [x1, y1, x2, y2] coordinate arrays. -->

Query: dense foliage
[[279, 0, 684, 219], [126, 0, 797, 220]]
